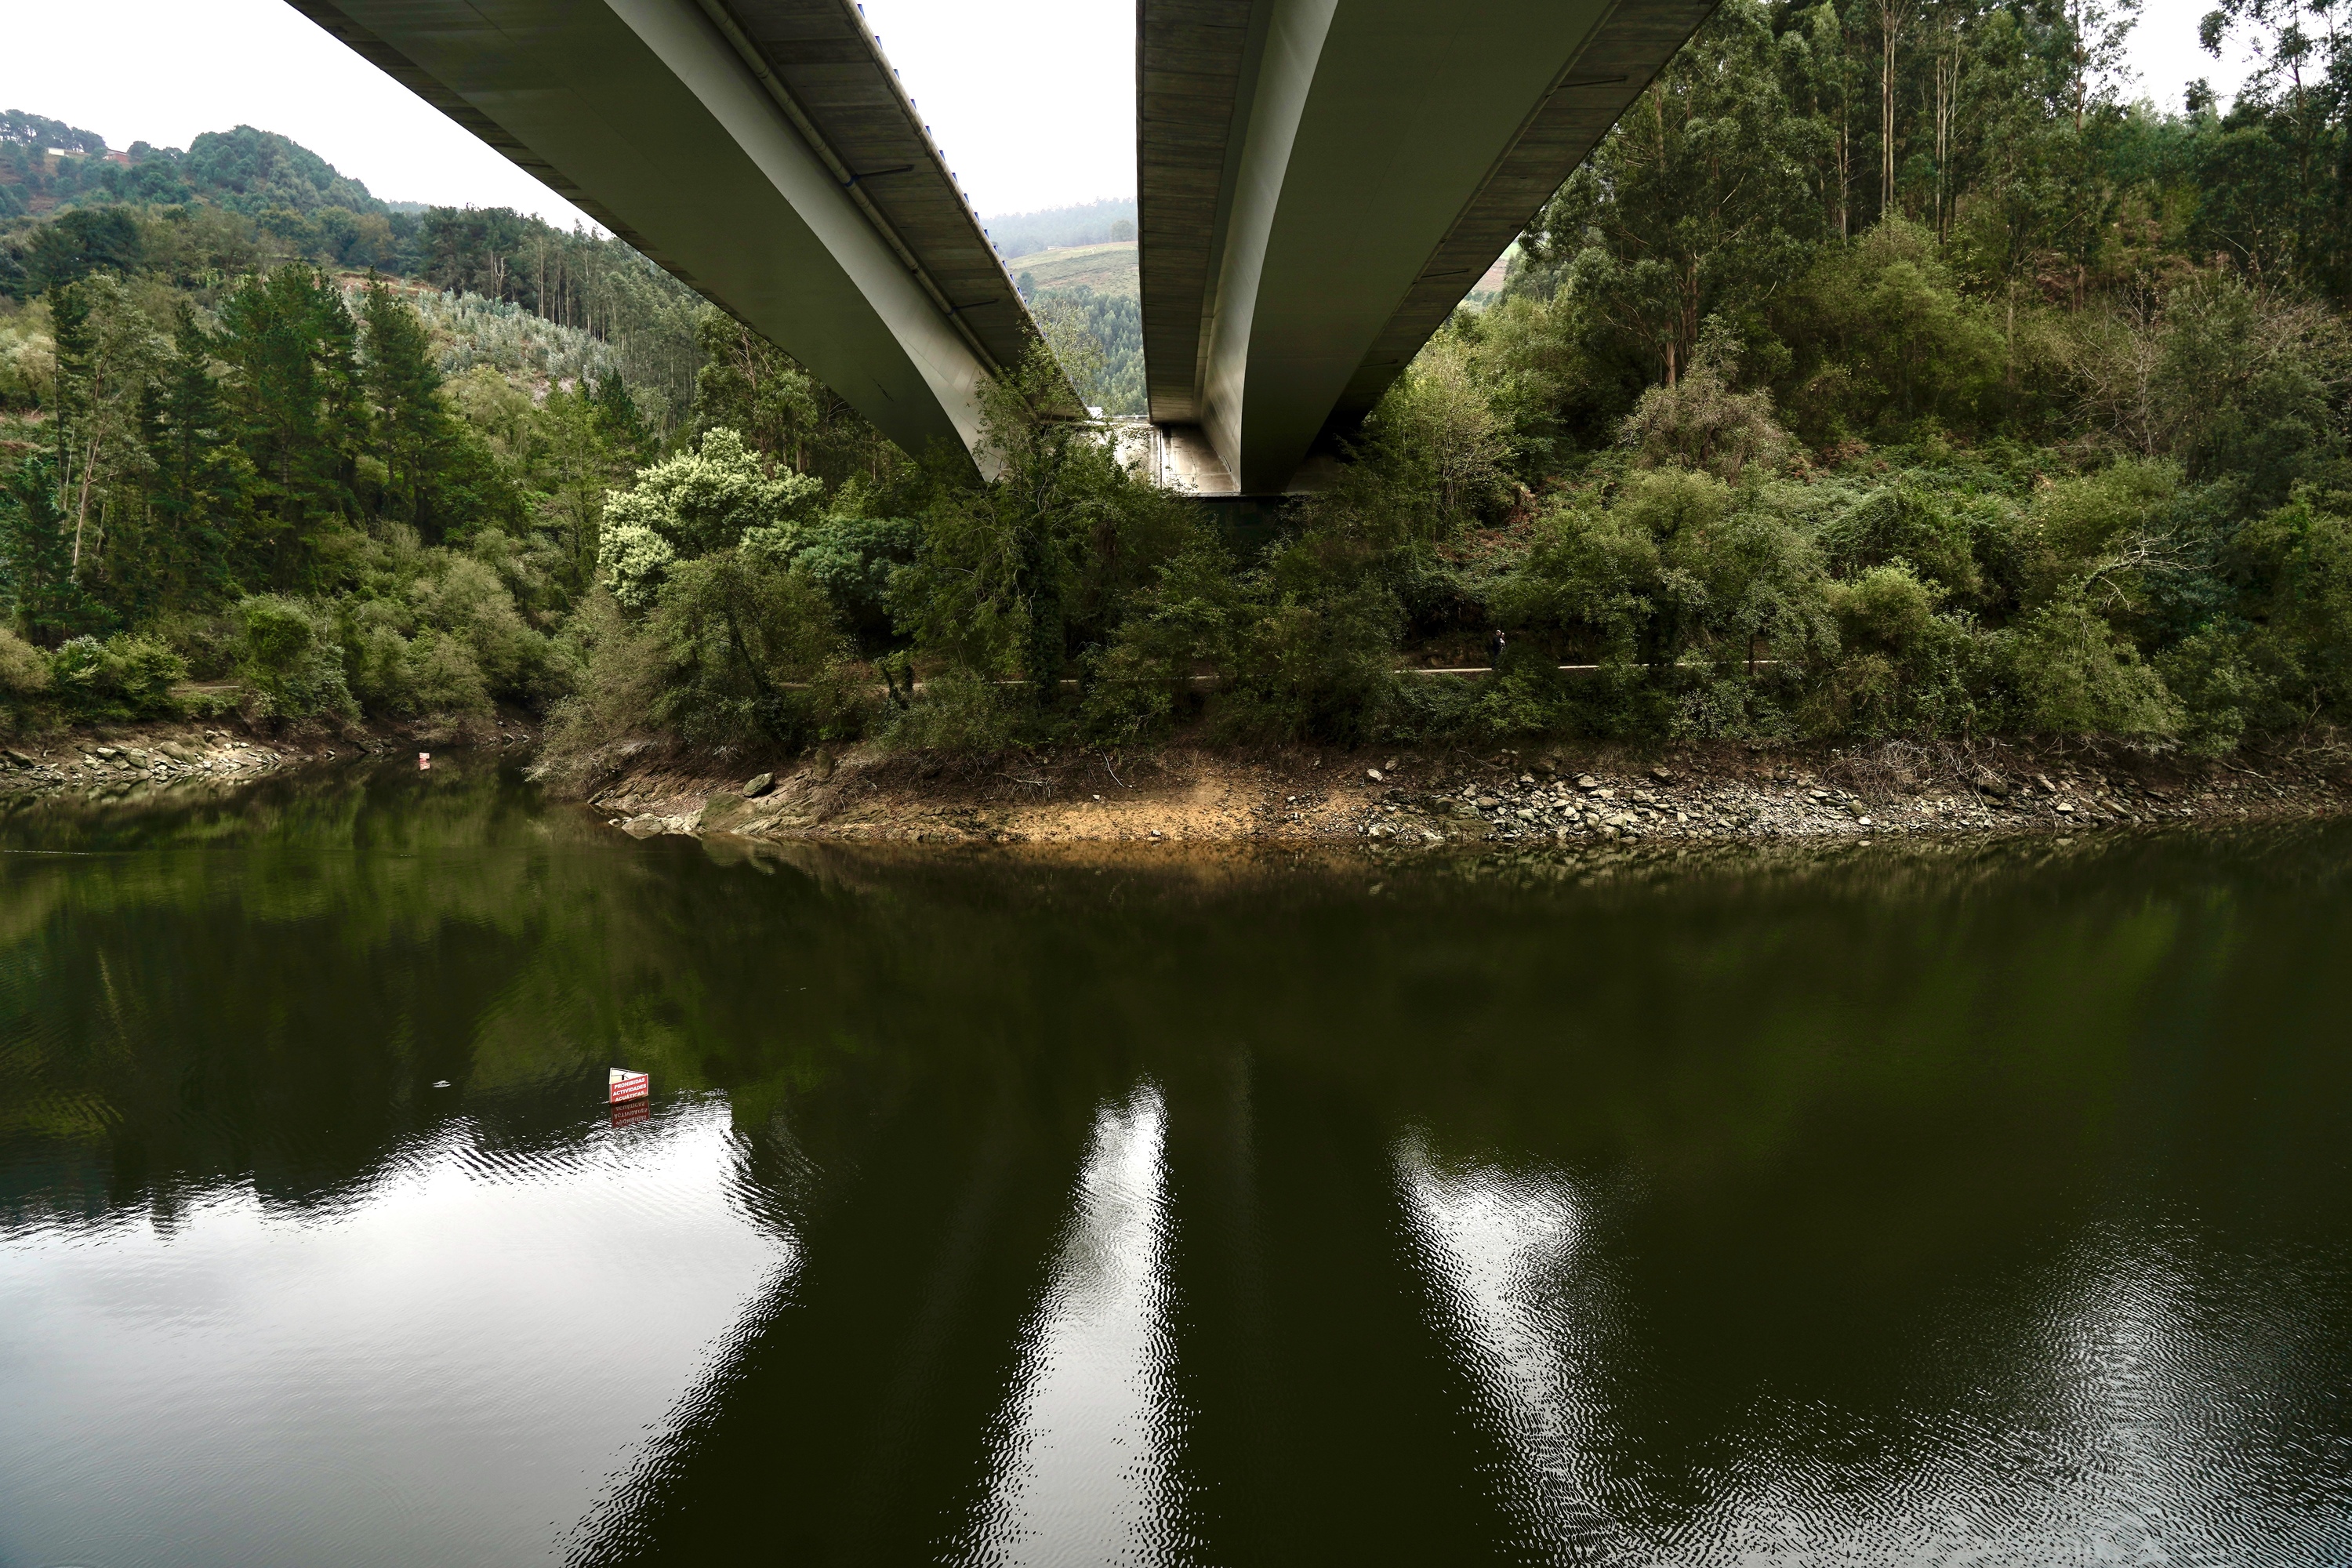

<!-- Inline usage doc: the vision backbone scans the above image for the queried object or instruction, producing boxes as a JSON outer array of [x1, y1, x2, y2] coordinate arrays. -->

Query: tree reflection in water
[[4, 760, 2351, 1566]]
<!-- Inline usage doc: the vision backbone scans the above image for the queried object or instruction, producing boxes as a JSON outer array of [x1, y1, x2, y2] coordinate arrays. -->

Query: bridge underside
[[288, 0, 1060, 467], [1138, 0, 1719, 495]]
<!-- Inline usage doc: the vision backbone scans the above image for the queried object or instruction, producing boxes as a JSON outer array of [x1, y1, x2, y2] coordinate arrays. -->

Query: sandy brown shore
[[568, 735, 2352, 850], [5, 712, 2342, 852]]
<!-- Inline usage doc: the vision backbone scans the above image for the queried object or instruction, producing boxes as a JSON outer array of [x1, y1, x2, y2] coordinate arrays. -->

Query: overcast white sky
[[0, 0, 2270, 230]]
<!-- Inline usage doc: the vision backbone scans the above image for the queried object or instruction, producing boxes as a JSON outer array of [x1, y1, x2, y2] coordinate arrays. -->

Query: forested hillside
[[983, 198, 1136, 260], [1, 114, 708, 413], [1011, 240, 1142, 414], [7, 0, 2352, 776]]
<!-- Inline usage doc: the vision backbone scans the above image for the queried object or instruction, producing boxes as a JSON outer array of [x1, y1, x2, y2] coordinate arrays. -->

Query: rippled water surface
[[4, 758, 2351, 1566]]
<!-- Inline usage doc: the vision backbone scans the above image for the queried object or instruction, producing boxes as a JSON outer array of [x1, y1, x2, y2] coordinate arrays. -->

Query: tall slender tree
[[138, 299, 249, 607]]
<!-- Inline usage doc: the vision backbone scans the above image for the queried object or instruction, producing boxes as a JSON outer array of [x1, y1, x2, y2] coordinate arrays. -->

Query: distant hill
[[1, 110, 107, 156], [174, 125, 390, 214], [0, 119, 391, 222], [1011, 241, 1138, 300], [985, 198, 1135, 260]]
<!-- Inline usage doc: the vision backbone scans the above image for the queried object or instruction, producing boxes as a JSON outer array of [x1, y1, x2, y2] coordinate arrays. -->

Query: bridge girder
[[1139, 0, 1720, 495], [287, 0, 1063, 470]]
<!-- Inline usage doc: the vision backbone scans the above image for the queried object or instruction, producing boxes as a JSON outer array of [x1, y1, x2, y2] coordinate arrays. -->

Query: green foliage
[[2000, 595, 2182, 736], [0, 626, 50, 699], [23, 208, 143, 292], [1031, 287, 1144, 416], [361, 279, 465, 539], [891, 344, 1200, 699], [598, 426, 822, 609], [537, 589, 666, 780], [1777, 220, 2006, 440], [20, 0, 2352, 768], [793, 510, 921, 645], [1620, 321, 1791, 479], [234, 593, 354, 720], [880, 670, 1029, 755], [0, 455, 107, 643], [1817, 564, 1987, 737], [48, 633, 184, 721], [648, 550, 858, 750], [214, 265, 365, 584], [691, 310, 905, 488], [1526, 0, 1822, 391]]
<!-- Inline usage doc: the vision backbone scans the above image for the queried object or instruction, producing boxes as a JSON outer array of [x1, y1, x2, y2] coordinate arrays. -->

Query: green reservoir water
[[4, 757, 2352, 1567]]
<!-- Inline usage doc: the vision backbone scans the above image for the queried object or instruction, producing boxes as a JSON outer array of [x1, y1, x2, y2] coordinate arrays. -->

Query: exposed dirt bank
[[565, 735, 2352, 851]]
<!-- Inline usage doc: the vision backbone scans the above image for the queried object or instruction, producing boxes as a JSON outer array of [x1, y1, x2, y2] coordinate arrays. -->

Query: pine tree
[[360, 277, 454, 532], [140, 300, 249, 606], [0, 458, 108, 645], [215, 264, 365, 586], [45, 281, 93, 554]]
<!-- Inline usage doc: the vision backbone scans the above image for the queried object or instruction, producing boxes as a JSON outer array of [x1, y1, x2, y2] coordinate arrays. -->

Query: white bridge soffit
[[286, 0, 1076, 466]]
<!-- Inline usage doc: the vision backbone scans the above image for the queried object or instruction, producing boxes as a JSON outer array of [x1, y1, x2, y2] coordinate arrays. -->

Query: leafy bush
[[1999, 596, 2181, 737], [0, 626, 50, 699], [536, 589, 669, 784], [1816, 564, 1986, 736], [648, 549, 862, 750], [880, 670, 1029, 755], [793, 510, 921, 644], [234, 595, 355, 720], [47, 633, 185, 721], [1620, 322, 1791, 480]]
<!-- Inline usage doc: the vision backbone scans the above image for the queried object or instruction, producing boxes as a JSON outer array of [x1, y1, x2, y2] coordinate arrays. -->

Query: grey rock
[[743, 771, 775, 799]]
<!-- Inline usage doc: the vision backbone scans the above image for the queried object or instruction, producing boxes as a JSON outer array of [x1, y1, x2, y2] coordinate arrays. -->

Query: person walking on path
[[1487, 628, 1508, 672]]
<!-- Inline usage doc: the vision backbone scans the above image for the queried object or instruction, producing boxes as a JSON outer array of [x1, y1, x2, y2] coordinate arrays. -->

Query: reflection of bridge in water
[[565, 1050, 1613, 1564], [9, 784, 2335, 1566], [285, 0, 1716, 493]]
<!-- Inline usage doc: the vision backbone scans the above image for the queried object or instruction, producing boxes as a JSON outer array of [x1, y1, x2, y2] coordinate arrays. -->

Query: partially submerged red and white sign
[[608, 1068, 649, 1103]]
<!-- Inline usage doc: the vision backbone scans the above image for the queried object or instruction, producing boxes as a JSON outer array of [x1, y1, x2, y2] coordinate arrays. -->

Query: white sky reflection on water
[[1397, 1136, 1625, 1562], [957, 1084, 1189, 1568], [0, 1097, 786, 1568], [1401, 1142, 2352, 1566]]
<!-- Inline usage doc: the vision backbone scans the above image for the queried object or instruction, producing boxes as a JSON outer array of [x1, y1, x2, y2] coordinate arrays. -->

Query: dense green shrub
[[0, 626, 50, 702], [1999, 596, 2182, 737], [235, 595, 355, 720], [648, 550, 862, 750], [48, 633, 185, 721]]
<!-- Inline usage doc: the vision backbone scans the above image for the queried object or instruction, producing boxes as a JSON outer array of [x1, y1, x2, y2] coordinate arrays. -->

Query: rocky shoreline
[[570, 735, 2352, 850], [0, 718, 540, 807], [5, 717, 2341, 850]]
